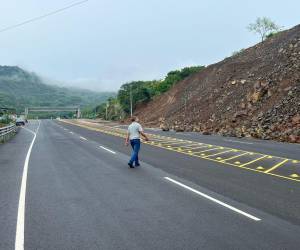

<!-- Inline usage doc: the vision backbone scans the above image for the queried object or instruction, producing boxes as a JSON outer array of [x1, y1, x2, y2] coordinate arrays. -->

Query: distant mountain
[[0, 66, 115, 112]]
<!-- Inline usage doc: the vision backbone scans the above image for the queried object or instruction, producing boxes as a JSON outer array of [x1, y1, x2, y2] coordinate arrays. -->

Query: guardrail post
[[0, 124, 17, 143]]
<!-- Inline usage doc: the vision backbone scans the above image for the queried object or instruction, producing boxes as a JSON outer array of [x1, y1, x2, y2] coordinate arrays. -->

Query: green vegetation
[[0, 65, 204, 120], [0, 66, 115, 116], [93, 97, 125, 121], [0, 115, 12, 127], [266, 31, 281, 39], [0, 109, 14, 127], [232, 48, 245, 56], [247, 17, 281, 42], [95, 66, 205, 120]]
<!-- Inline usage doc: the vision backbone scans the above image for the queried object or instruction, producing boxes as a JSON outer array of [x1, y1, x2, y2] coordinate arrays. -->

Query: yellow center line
[[238, 155, 268, 167], [264, 159, 289, 173]]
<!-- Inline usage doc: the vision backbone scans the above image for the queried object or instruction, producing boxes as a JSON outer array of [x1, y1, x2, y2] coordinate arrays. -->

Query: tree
[[247, 17, 280, 42]]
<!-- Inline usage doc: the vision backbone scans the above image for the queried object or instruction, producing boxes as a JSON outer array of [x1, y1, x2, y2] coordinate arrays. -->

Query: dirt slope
[[134, 25, 300, 143]]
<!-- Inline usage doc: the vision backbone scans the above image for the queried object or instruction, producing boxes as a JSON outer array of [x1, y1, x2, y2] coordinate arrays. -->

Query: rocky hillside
[[134, 25, 300, 143]]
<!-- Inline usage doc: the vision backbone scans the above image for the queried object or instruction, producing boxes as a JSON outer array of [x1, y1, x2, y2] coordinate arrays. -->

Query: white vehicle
[[16, 117, 26, 126]]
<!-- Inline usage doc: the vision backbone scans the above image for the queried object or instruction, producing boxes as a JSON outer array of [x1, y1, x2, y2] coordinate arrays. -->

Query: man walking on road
[[125, 116, 149, 168]]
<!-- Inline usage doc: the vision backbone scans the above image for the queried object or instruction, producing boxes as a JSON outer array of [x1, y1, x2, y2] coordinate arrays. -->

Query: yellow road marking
[[174, 144, 204, 149], [264, 159, 289, 173], [221, 152, 249, 162], [160, 141, 188, 146], [183, 146, 208, 151], [203, 149, 234, 158], [183, 145, 209, 152], [238, 155, 267, 167], [193, 147, 221, 154], [150, 138, 172, 142], [60, 120, 300, 183]]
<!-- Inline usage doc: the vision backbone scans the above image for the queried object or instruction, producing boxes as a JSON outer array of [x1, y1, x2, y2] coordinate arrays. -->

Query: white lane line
[[22, 127, 36, 136], [224, 139, 253, 145], [16, 121, 41, 250], [164, 177, 261, 222], [69, 131, 74, 134], [22, 122, 40, 135], [80, 136, 87, 141], [99, 146, 116, 154]]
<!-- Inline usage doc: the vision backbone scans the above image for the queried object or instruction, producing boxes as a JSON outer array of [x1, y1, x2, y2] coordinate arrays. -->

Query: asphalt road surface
[[1, 119, 300, 250]]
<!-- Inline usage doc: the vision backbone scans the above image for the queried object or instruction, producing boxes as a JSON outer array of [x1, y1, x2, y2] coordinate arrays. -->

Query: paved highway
[[1, 119, 300, 250]]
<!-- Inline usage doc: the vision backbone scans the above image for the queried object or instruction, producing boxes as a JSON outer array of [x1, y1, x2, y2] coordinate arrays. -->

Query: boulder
[[291, 114, 300, 125], [174, 126, 184, 132], [233, 110, 248, 118]]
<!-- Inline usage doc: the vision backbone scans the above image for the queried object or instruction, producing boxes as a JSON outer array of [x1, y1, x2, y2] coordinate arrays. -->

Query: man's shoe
[[135, 163, 140, 167], [128, 163, 134, 168]]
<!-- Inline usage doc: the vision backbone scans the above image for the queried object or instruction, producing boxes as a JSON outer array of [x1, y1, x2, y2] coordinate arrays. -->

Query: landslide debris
[[134, 25, 300, 143]]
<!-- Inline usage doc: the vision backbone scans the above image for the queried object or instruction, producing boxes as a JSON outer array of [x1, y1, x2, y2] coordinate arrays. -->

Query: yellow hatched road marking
[[237, 155, 267, 167], [264, 159, 289, 173], [203, 149, 234, 158], [161, 141, 189, 146], [193, 147, 221, 154], [221, 152, 249, 162], [186, 145, 211, 152], [174, 143, 204, 149], [60, 120, 300, 183], [153, 138, 182, 143], [150, 137, 172, 141]]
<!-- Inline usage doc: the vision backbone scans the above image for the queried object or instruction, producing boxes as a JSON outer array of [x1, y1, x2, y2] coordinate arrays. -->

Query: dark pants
[[129, 139, 141, 165]]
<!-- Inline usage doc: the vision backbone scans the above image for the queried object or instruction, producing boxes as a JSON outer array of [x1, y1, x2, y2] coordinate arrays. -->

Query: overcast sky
[[0, 0, 299, 91]]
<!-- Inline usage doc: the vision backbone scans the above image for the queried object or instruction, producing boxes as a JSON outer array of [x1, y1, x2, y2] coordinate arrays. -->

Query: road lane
[[15, 121, 40, 250], [23, 120, 300, 249], [61, 120, 300, 182], [117, 124, 300, 160], [58, 120, 300, 226], [1, 120, 300, 249], [0, 121, 38, 249]]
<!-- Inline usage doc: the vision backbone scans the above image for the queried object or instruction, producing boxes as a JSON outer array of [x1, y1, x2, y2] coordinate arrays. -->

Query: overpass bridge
[[24, 106, 81, 118]]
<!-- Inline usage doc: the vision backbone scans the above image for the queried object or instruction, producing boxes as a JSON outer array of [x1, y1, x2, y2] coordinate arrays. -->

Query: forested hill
[[0, 66, 114, 112]]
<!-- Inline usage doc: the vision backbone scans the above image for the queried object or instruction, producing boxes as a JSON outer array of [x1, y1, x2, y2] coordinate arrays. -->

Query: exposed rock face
[[134, 25, 300, 143]]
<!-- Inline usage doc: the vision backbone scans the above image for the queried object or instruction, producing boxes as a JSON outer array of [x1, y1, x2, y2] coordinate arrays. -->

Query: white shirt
[[128, 122, 143, 140]]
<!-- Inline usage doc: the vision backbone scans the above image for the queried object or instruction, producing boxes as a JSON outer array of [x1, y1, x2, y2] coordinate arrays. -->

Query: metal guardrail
[[0, 124, 17, 142]]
